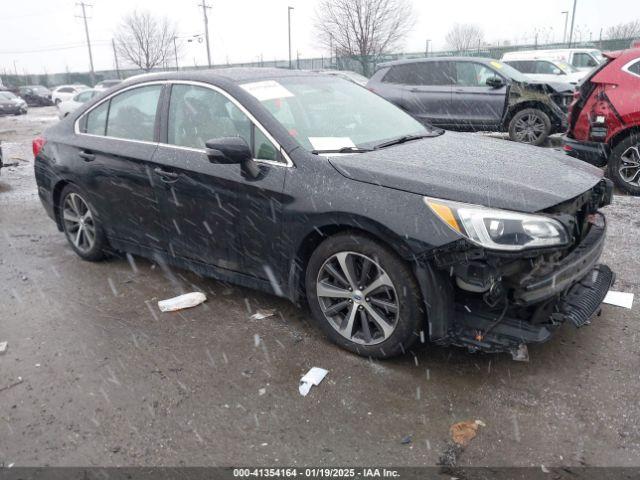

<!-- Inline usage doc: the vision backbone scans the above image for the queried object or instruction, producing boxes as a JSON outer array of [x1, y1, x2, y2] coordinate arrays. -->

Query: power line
[[76, 1, 96, 85], [197, 1, 212, 68]]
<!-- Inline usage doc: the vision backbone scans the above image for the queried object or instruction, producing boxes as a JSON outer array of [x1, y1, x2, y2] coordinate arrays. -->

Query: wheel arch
[[608, 125, 640, 150], [286, 216, 418, 304], [52, 179, 76, 231], [504, 100, 559, 128]]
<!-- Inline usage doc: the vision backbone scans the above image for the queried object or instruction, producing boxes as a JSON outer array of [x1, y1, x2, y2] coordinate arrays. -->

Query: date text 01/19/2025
[[232, 468, 401, 478]]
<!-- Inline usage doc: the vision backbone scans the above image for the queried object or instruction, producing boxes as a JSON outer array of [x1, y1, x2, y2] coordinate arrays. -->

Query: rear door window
[[105, 85, 162, 142], [383, 62, 453, 86], [506, 61, 535, 73], [627, 60, 640, 77]]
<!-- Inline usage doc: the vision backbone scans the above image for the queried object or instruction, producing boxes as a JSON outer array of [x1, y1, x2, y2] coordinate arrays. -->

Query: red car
[[564, 47, 640, 194]]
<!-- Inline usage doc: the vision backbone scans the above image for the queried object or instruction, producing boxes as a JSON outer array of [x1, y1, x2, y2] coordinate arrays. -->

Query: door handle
[[154, 167, 180, 182], [78, 151, 95, 162]]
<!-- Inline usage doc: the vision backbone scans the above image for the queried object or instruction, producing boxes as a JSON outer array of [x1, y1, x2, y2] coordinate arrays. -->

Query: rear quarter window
[[627, 60, 640, 77]]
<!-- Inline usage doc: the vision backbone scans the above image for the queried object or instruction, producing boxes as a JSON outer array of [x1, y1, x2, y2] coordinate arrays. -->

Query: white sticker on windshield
[[240, 80, 294, 101], [308, 137, 356, 151]]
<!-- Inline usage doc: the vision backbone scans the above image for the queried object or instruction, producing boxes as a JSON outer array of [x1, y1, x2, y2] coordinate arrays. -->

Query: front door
[[151, 83, 288, 282], [450, 61, 507, 130]]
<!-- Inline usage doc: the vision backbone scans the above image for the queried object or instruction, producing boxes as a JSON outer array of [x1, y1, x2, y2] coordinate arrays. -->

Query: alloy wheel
[[62, 192, 96, 254], [316, 251, 399, 346], [619, 145, 640, 187], [513, 113, 546, 143]]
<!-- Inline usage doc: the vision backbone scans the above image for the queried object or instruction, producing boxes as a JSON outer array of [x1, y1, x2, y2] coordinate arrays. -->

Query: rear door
[[74, 83, 165, 251], [385, 61, 453, 125], [450, 61, 507, 129], [151, 82, 288, 281]]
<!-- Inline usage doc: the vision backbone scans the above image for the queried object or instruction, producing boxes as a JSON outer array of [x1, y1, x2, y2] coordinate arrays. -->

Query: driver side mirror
[[205, 136, 261, 179], [552, 68, 563, 75], [486, 76, 504, 88], [205, 137, 252, 164]]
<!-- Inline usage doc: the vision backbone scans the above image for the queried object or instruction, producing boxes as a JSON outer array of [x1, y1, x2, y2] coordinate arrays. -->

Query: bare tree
[[605, 20, 640, 40], [315, 0, 415, 76], [445, 23, 484, 52], [115, 10, 178, 72]]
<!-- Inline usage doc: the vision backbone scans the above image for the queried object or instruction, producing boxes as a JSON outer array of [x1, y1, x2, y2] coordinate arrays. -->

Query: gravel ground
[[1, 107, 639, 467]]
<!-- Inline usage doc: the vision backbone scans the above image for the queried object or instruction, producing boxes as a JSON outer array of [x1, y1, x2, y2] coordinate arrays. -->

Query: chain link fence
[[1, 37, 637, 87]]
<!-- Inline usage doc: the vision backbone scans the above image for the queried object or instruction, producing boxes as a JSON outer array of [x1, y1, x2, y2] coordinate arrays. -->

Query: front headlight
[[424, 197, 569, 251]]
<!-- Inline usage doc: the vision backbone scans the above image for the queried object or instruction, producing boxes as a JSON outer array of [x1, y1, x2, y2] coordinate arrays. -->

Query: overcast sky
[[0, 0, 637, 76]]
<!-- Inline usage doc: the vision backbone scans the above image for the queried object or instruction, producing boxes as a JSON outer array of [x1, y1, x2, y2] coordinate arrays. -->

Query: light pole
[[568, 0, 578, 47], [425, 39, 431, 57], [173, 36, 179, 71], [561, 11, 569, 43], [288, 6, 294, 69]]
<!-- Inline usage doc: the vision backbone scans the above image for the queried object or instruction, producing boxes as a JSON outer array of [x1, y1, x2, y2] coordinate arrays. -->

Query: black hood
[[328, 132, 603, 213]]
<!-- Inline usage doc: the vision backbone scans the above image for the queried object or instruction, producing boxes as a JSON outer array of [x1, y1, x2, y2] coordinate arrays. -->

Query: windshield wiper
[[311, 146, 373, 155], [373, 133, 442, 150]]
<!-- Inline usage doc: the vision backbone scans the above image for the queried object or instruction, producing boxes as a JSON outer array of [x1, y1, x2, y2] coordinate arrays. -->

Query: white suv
[[51, 84, 90, 105]]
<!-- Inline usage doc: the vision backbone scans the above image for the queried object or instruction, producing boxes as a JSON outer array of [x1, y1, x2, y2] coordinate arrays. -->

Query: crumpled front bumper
[[514, 220, 607, 305]]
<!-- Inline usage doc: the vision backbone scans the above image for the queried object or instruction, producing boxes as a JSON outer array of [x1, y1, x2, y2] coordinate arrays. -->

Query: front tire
[[508, 108, 551, 146], [59, 185, 107, 261], [608, 134, 640, 195], [305, 233, 424, 359]]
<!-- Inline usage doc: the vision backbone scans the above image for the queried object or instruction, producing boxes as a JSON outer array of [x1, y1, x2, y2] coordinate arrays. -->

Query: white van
[[501, 49, 604, 71], [501, 58, 586, 84]]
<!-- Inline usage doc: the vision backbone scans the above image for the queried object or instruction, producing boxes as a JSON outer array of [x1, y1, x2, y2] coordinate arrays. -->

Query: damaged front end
[[419, 179, 614, 360]]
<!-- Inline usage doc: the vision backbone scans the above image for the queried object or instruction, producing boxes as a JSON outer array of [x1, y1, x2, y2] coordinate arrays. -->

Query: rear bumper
[[563, 136, 610, 167]]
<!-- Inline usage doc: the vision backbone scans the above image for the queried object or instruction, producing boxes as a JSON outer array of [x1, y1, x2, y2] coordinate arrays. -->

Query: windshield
[[486, 60, 530, 83], [30, 85, 49, 93], [0, 92, 17, 100], [590, 50, 604, 63], [241, 76, 428, 152]]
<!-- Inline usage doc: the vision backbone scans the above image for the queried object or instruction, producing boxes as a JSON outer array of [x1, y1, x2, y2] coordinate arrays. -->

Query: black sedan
[[33, 68, 614, 360], [0, 91, 27, 115]]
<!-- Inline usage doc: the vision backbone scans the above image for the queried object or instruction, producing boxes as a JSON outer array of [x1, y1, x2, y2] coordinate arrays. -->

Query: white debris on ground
[[0, 341, 7, 354], [299, 367, 328, 396], [603, 291, 634, 309], [250, 309, 276, 320], [157, 292, 207, 312]]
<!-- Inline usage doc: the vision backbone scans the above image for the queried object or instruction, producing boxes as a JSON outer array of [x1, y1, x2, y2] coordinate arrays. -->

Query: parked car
[[502, 48, 604, 72], [51, 84, 90, 105], [367, 57, 574, 146], [17, 85, 53, 106], [33, 68, 614, 360], [313, 69, 369, 86], [0, 91, 27, 115], [564, 48, 640, 194], [502, 57, 586, 84], [94, 79, 122, 91], [57, 88, 99, 119]]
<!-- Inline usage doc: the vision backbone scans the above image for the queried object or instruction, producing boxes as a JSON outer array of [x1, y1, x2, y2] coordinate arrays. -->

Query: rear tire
[[59, 184, 107, 261], [608, 133, 640, 195], [508, 108, 551, 146], [305, 233, 425, 359]]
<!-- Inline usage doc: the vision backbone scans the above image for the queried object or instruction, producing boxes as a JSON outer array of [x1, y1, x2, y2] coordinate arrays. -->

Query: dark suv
[[17, 85, 53, 106], [368, 57, 573, 146], [33, 68, 613, 360]]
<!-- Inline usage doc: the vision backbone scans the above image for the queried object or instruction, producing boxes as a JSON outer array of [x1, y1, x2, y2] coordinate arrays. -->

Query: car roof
[[123, 67, 315, 87], [377, 57, 495, 68]]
